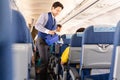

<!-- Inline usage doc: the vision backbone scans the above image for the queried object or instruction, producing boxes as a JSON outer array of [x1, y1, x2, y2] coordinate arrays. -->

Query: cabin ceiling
[[59, 0, 120, 34], [12, 0, 120, 35], [13, 0, 84, 24], [14, 0, 55, 24]]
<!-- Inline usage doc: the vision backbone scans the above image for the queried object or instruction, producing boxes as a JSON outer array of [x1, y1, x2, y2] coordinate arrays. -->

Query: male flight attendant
[[35, 1, 64, 80]]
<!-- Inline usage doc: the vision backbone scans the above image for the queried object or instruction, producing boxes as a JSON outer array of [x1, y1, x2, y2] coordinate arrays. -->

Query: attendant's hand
[[48, 30, 55, 35]]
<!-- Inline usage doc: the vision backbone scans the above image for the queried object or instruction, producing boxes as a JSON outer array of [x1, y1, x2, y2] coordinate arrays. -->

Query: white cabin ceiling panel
[[59, 0, 120, 34], [14, 0, 54, 24]]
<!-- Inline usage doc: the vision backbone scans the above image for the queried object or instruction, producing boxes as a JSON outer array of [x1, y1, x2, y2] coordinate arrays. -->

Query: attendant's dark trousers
[[36, 37, 50, 80]]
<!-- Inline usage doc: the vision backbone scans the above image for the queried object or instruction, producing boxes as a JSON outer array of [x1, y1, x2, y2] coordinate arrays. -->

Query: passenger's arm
[[31, 52, 35, 65]]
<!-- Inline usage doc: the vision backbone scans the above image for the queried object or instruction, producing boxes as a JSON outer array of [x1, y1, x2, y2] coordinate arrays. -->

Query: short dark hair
[[57, 24, 62, 28], [76, 28, 85, 32], [52, 1, 64, 9]]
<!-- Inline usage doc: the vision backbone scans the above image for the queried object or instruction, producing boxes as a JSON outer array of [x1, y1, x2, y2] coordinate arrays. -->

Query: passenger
[[35, 2, 64, 80], [56, 24, 62, 32], [61, 27, 85, 65], [57, 24, 64, 43]]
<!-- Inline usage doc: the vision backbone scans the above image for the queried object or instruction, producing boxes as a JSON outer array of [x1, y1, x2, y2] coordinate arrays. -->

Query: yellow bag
[[61, 47, 70, 64]]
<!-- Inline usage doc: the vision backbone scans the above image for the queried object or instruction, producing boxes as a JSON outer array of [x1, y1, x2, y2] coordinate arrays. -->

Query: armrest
[[69, 67, 80, 80]]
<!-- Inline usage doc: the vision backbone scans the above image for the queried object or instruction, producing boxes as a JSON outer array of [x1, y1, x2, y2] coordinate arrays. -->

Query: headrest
[[61, 34, 71, 45], [70, 32, 83, 47], [114, 21, 120, 46], [83, 25, 116, 44], [61, 34, 66, 39], [12, 10, 32, 43]]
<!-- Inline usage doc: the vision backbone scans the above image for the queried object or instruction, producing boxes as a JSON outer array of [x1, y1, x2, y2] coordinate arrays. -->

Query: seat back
[[109, 21, 120, 80], [12, 43, 32, 80], [12, 9, 33, 65], [59, 34, 71, 56], [12, 10, 34, 80], [61, 34, 71, 45], [0, 0, 13, 80], [12, 9, 33, 44], [69, 32, 83, 64], [81, 25, 115, 69]]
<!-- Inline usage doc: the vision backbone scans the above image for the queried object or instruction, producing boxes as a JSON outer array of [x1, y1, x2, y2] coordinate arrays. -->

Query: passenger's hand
[[33, 46, 36, 52], [31, 55, 35, 66], [48, 30, 55, 35], [61, 61, 64, 65]]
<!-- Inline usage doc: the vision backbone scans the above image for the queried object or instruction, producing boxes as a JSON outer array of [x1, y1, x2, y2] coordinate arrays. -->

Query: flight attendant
[[35, 1, 64, 80]]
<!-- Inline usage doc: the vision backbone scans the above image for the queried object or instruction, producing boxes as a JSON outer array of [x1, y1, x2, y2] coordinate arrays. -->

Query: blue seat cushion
[[84, 73, 109, 80]]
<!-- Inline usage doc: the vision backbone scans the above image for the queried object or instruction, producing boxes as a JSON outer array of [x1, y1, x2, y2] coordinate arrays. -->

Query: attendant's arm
[[35, 13, 55, 35]]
